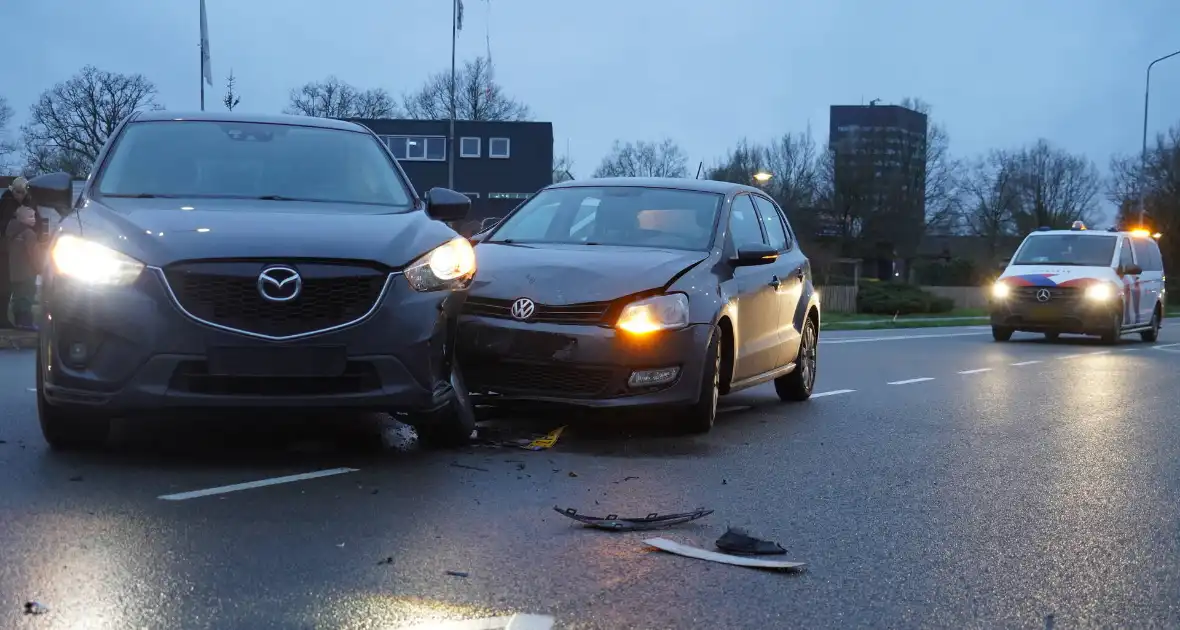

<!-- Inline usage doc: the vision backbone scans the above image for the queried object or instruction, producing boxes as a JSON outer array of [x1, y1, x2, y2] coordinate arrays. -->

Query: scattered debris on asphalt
[[377, 557, 394, 565], [68, 476, 83, 482], [644, 537, 805, 571], [554, 506, 713, 531], [450, 462, 490, 472], [446, 570, 469, 578], [23, 601, 49, 615], [336, 543, 345, 548], [722, 479, 728, 485], [524, 426, 565, 450], [567, 471, 578, 478], [715, 527, 787, 555], [613, 476, 639, 484], [470, 425, 566, 451]]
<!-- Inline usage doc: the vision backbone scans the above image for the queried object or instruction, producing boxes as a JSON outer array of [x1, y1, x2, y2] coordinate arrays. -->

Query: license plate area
[[1028, 306, 1057, 320], [206, 345, 347, 377]]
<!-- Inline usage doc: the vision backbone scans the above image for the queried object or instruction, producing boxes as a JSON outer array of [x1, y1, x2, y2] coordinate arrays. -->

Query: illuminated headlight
[[991, 282, 1010, 299], [1085, 283, 1114, 301], [616, 294, 689, 334], [404, 237, 476, 292], [51, 234, 144, 286]]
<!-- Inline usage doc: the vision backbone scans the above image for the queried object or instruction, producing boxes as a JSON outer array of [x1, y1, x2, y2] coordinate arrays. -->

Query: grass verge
[[822, 308, 989, 331]]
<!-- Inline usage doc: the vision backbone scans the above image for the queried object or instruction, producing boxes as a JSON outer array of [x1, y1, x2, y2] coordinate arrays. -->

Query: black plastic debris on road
[[715, 527, 787, 555], [554, 506, 713, 531], [446, 570, 469, 578], [24, 601, 49, 615], [450, 462, 490, 472]]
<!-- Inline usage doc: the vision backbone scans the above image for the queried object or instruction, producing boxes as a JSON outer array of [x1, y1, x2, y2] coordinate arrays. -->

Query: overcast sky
[[4, 0, 1180, 183]]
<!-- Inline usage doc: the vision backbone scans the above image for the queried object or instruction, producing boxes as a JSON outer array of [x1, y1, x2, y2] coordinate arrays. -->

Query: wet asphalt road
[[4, 325, 1180, 629]]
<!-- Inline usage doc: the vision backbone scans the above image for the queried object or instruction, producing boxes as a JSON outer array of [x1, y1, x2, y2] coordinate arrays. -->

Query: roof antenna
[[695, 161, 704, 179], [869, 98, 881, 106]]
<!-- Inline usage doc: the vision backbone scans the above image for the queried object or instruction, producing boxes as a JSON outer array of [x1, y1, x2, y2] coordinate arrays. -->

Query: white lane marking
[[1152, 342, 1180, 351], [1011, 360, 1041, 366], [887, 377, 935, 385], [821, 331, 989, 345], [811, 389, 855, 398], [158, 467, 359, 501], [958, 368, 992, 374], [396, 614, 556, 630], [1086, 350, 1112, 356], [1058, 354, 1084, 360]]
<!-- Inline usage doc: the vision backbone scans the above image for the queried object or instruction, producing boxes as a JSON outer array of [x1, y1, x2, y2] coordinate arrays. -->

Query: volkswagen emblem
[[1035, 288, 1052, 303], [510, 297, 536, 321], [258, 266, 302, 303]]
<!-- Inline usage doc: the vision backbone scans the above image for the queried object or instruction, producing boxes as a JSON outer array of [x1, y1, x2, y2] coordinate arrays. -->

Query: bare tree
[[223, 70, 241, 112], [961, 150, 1022, 258], [0, 95, 16, 173], [899, 97, 963, 234], [706, 139, 768, 186], [593, 139, 688, 178], [553, 153, 575, 183], [20, 66, 160, 177], [402, 57, 530, 122], [1110, 125, 1180, 234], [1009, 139, 1101, 231], [708, 132, 822, 208], [285, 76, 398, 119]]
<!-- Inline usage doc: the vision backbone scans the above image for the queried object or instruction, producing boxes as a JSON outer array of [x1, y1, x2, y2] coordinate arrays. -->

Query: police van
[[989, 222, 1166, 344]]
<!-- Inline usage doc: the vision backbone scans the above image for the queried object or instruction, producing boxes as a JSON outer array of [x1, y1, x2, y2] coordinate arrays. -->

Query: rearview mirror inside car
[[732, 244, 779, 267], [27, 171, 74, 217], [424, 187, 471, 222]]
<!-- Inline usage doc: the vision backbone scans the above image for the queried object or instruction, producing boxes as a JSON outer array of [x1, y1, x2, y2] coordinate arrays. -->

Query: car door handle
[[769, 276, 781, 289]]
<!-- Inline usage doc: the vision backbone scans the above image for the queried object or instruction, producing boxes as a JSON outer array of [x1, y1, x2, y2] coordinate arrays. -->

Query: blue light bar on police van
[[1036, 226, 1052, 232]]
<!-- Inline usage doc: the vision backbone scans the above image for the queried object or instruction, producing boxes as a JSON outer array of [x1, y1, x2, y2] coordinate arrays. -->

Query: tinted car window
[[96, 121, 413, 208], [1131, 237, 1160, 271], [1149, 239, 1164, 271], [1012, 234, 1117, 266], [1120, 240, 1135, 268], [752, 196, 791, 251], [489, 187, 722, 251], [729, 195, 766, 248]]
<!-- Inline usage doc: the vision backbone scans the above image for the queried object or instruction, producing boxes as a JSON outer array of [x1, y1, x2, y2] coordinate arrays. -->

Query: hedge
[[857, 283, 955, 315]]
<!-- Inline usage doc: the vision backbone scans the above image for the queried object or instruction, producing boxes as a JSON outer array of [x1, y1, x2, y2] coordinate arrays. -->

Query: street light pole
[[1139, 49, 1180, 226]]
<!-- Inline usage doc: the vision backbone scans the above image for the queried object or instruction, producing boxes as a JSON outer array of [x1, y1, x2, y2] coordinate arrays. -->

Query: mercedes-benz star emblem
[[258, 266, 302, 303], [1035, 288, 1052, 303], [510, 297, 536, 321]]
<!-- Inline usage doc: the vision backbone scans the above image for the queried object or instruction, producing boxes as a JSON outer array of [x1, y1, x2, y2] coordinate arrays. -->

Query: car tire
[[680, 327, 721, 434], [1141, 308, 1161, 343], [1044, 331, 1060, 341], [37, 347, 110, 451], [412, 364, 477, 448], [775, 314, 818, 402], [992, 326, 1014, 342], [1099, 310, 1122, 345]]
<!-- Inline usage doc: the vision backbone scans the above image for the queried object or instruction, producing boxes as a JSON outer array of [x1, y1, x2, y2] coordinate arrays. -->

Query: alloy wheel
[[800, 320, 817, 392]]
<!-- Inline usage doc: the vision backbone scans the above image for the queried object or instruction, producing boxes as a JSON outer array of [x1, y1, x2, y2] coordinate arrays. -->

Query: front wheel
[[992, 326, 1014, 342], [37, 347, 110, 451], [679, 327, 720, 434], [1099, 310, 1122, 345], [409, 365, 477, 448], [775, 314, 818, 402]]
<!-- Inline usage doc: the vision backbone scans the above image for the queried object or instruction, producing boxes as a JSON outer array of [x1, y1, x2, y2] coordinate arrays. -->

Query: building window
[[489, 137, 511, 159], [381, 135, 447, 161], [460, 137, 481, 158], [489, 192, 530, 200]]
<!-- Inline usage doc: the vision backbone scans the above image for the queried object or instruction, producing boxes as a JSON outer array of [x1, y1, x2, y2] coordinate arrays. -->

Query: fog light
[[628, 367, 680, 388], [68, 342, 88, 365]]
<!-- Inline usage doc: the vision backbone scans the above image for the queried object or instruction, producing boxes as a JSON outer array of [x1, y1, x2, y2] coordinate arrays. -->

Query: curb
[[0, 332, 37, 351]]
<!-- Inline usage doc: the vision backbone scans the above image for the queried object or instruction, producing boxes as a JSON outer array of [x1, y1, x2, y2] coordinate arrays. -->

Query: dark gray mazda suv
[[32, 111, 478, 450]]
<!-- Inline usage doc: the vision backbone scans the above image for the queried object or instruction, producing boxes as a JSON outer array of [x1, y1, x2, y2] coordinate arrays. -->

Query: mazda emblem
[[258, 266, 302, 303], [1035, 288, 1052, 303], [510, 297, 536, 321]]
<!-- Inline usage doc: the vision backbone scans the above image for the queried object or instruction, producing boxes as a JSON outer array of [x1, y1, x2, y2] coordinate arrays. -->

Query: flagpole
[[448, 0, 457, 190]]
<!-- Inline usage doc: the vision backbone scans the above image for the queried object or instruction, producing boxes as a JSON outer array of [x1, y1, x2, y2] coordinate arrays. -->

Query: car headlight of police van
[[616, 293, 690, 334], [404, 237, 476, 292], [1084, 283, 1115, 301], [991, 282, 1010, 299], [51, 234, 145, 286]]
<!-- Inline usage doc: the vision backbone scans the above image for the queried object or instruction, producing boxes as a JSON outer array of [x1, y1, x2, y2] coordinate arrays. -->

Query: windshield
[[1011, 234, 1117, 266], [488, 186, 722, 251], [95, 120, 413, 208]]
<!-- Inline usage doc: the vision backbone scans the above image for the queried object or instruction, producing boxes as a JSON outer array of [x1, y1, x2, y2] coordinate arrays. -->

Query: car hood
[[999, 265, 1115, 286], [470, 242, 709, 303], [72, 197, 454, 268]]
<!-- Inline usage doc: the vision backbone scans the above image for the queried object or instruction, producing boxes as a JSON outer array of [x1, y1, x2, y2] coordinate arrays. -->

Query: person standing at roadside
[[0, 177, 38, 328], [6, 206, 43, 330]]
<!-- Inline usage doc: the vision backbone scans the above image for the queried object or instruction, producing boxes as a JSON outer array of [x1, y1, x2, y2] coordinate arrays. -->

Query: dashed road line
[[158, 467, 359, 501], [812, 389, 855, 398], [958, 368, 992, 375], [1011, 360, 1041, 366], [887, 377, 935, 385]]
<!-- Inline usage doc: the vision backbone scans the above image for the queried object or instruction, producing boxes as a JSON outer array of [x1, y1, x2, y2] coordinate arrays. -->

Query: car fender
[[792, 273, 820, 333]]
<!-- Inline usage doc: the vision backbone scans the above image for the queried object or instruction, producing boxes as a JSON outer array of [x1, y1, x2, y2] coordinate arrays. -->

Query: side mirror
[[423, 187, 470, 222], [27, 171, 74, 217], [732, 244, 779, 267], [1122, 264, 1143, 276]]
